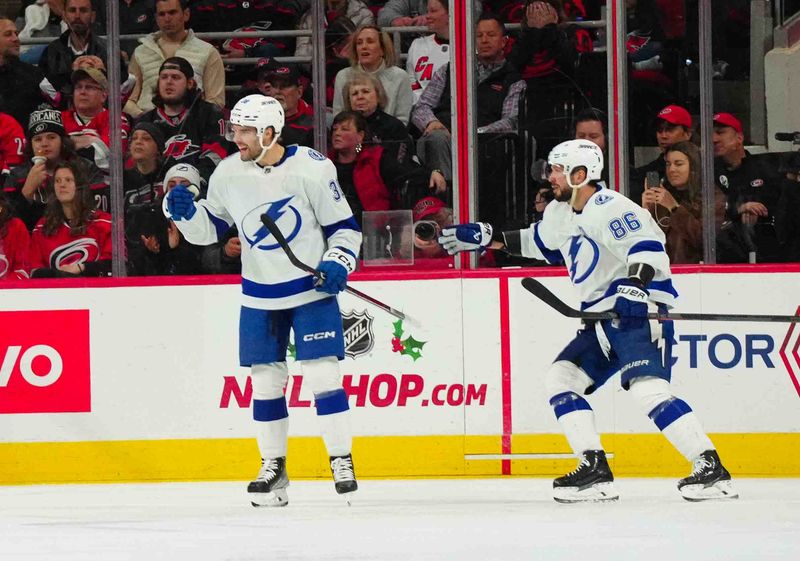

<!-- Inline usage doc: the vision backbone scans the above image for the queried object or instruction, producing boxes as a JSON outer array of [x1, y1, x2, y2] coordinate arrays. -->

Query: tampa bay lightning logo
[[567, 233, 599, 284], [308, 149, 325, 161], [242, 196, 302, 250]]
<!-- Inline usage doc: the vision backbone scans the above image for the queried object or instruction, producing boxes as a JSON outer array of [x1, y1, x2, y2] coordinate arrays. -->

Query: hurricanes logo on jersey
[[49, 239, 100, 269], [163, 134, 200, 160], [242, 196, 303, 250]]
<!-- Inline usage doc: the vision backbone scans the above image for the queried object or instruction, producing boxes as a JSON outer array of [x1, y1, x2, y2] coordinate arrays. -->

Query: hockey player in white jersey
[[164, 95, 361, 507], [439, 139, 738, 503]]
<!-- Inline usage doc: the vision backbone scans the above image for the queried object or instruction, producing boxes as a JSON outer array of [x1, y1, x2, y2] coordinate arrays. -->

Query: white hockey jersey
[[519, 186, 677, 311], [167, 145, 362, 310], [406, 34, 450, 102]]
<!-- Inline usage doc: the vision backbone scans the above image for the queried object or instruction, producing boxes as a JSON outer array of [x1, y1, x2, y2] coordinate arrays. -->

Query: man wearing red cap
[[713, 112, 785, 262], [630, 104, 692, 204]]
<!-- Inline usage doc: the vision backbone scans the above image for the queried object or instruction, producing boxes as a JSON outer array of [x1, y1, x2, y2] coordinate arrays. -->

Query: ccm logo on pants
[[303, 331, 336, 342], [0, 310, 91, 414]]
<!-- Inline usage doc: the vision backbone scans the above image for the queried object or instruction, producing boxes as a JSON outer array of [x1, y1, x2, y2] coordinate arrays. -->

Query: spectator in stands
[[0, 191, 30, 280], [136, 57, 229, 188], [126, 161, 203, 276], [200, 225, 242, 274], [62, 67, 131, 177], [333, 25, 414, 125], [630, 104, 692, 206], [411, 15, 524, 181], [319, 16, 358, 108], [507, 0, 589, 81], [407, 0, 450, 102], [5, 106, 106, 230], [532, 185, 554, 222], [126, 0, 225, 117], [124, 121, 165, 208], [329, 111, 443, 224], [258, 62, 314, 147], [641, 141, 708, 264], [0, 15, 58, 128], [0, 112, 26, 187], [411, 194, 451, 260], [16, 1, 63, 65], [343, 71, 414, 164], [119, 1, 157, 59], [29, 159, 111, 277], [377, 0, 428, 27], [192, 0, 309, 58], [573, 107, 608, 181], [713, 112, 786, 263], [296, 0, 374, 62], [39, 0, 122, 105]]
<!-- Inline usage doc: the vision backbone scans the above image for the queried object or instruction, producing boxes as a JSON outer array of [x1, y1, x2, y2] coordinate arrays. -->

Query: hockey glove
[[166, 184, 198, 221], [438, 222, 493, 255], [612, 280, 650, 330], [315, 247, 357, 295]]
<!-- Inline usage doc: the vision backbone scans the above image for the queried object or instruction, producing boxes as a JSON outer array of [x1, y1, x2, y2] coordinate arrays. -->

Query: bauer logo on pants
[[342, 310, 374, 359], [0, 310, 91, 414]]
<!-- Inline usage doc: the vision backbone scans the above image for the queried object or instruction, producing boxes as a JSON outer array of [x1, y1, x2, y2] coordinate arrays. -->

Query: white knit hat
[[163, 163, 201, 199]]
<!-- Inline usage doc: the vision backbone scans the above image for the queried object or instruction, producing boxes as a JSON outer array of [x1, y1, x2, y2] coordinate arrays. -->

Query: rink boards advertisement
[[1, 268, 800, 483]]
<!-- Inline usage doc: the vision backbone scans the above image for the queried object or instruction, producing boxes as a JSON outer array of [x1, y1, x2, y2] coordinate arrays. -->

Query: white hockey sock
[[558, 409, 603, 454], [256, 416, 289, 459], [315, 390, 352, 457], [659, 412, 714, 461], [251, 363, 290, 459]]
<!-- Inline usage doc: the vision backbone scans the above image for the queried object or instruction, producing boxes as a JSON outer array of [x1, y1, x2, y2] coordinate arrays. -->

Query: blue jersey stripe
[[242, 275, 316, 299], [533, 223, 563, 264], [629, 240, 665, 255], [323, 216, 361, 239], [203, 207, 231, 241]]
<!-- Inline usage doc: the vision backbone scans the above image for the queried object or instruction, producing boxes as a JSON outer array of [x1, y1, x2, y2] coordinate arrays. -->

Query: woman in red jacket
[[29, 160, 111, 277], [329, 110, 444, 225]]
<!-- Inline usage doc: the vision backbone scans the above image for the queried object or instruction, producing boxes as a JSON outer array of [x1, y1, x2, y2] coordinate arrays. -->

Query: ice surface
[[1, 478, 798, 560]]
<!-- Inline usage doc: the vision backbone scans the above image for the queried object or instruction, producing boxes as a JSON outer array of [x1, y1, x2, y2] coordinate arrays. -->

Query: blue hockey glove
[[612, 281, 650, 330], [438, 222, 493, 255], [315, 248, 357, 295], [166, 184, 197, 221]]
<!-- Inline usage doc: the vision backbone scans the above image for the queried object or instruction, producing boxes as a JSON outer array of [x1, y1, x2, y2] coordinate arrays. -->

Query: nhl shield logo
[[342, 310, 374, 359]]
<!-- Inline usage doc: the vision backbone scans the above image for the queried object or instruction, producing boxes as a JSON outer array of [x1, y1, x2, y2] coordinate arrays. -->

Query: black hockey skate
[[330, 454, 358, 504], [553, 450, 619, 503], [678, 450, 738, 501], [248, 457, 289, 507]]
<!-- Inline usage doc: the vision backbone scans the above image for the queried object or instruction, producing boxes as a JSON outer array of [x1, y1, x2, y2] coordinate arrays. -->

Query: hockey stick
[[260, 213, 408, 321], [521, 277, 800, 323]]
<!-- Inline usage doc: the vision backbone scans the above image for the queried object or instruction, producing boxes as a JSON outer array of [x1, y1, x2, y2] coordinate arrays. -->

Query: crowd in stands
[[0, 0, 798, 282]]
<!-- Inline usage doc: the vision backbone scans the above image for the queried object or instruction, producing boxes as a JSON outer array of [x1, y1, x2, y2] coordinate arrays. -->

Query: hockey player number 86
[[608, 212, 642, 240]]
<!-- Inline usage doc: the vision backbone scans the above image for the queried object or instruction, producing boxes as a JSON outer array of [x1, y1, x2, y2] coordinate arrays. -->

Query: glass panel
[[475, 1, 608, 267]]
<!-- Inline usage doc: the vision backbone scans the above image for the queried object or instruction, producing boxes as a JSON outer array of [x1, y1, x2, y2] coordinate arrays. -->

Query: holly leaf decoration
[[399, 336, 425, 361], [287, 342, 296, 360], [392, 319, 405, 339]]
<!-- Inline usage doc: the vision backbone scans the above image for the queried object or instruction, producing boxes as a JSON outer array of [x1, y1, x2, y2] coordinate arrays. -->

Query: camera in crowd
[[414, 220, 440, 242]]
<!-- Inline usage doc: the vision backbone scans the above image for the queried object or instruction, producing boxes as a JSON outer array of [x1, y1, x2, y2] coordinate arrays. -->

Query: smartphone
[[646, 171, 661, 189]]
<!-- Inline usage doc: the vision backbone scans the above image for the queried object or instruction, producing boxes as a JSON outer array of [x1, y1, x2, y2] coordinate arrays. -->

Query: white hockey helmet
[[547, 139, 604, 189], [229, 94, 285, 155]]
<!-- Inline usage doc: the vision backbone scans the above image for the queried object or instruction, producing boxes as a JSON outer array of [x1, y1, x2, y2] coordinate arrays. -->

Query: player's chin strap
[[567, 169, 591, 209], [255, 134, 278, 165]]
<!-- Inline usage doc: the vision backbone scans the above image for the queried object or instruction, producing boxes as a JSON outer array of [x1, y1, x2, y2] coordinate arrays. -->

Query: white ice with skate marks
[[1, 478, 799, 561]]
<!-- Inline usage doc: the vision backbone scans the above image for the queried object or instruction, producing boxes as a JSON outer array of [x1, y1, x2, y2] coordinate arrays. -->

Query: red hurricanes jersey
[[62, 109, 131, 154], [29, 211, 112, 271], [0, 113, 26, 177], [0, 217, 31, 280]]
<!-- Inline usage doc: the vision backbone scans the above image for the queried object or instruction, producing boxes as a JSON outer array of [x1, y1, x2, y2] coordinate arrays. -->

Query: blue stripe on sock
[[315, 389, 350, 415], [549, 391, 592, 419], [253, 397, 288, 422], [648, 398, 692, 430]]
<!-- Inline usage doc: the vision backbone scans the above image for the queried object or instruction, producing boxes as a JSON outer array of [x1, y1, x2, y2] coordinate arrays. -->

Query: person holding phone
[[641, 141, 727, 264]]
